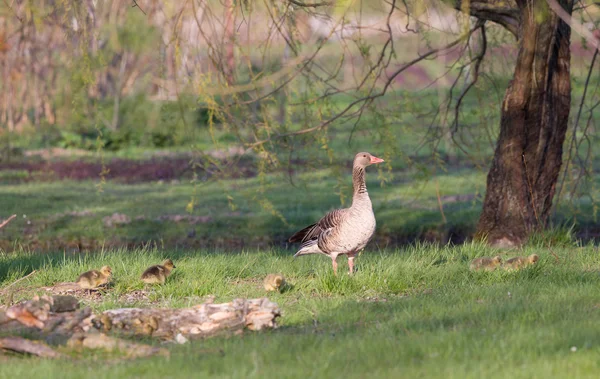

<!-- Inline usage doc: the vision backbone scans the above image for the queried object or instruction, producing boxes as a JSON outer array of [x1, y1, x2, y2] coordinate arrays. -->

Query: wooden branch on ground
[[68, 333, 169, 358], [0, 337, 64, 358], [4, 295, 53, 329], [0, 214, 16, 230], [0, 270, 37, 295], [1, 295, 92, 336]]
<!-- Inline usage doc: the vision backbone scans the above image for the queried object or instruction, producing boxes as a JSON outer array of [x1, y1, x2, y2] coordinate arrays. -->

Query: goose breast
[[323, 207, 376, 253]]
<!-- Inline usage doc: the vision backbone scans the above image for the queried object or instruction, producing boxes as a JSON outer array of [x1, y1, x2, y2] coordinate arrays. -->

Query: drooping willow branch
[[449, 20, 487, 134], [287, 0, 332, 8], [546, 0, 600, 51], [555, 47, 599, 208], [244, 21, 486, 151], [131, 0, 147, 15]]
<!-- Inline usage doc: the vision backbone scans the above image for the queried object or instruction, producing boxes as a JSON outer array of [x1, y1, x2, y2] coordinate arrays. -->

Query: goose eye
[[363, 154, 366, 157]]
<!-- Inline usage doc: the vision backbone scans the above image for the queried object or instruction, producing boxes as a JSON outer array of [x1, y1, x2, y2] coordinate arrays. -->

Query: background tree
[[0, 0, 598, 246], [448, 0, 575, 246]]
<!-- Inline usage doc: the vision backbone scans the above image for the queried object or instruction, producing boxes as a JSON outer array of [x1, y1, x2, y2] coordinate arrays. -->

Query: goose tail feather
[[293, 240, 324, 257]]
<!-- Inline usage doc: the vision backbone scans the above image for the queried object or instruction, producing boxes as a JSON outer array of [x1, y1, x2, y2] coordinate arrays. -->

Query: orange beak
[[370, 155, 385, 164]]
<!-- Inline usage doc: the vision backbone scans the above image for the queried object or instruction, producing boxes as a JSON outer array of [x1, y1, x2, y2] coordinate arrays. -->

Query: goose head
[[100, 266, 112, 277], [162, 259, 176, 270], [354, 152, 384, 168]]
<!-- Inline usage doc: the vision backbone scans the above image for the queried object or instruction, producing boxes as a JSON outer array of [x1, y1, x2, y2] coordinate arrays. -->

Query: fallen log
[[1, 294, 279, 360], [67, 333, 169, 358], [50, 295, 80, 313], [4, 295, 52, 329], [0, 337, 63, 358], [2, 295, 91, 334], [2, 295, 281, 344], [96, 297, 281, 340]]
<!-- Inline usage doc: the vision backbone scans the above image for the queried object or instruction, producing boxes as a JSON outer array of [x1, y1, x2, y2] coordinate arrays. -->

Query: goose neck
[[352, 166, 370, 204]]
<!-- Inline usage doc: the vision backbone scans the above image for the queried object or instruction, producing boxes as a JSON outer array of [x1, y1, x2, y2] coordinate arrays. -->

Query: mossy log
[[96, 297, 281, 340], [1, 295, 280, 342], [0, 336, 64, 358]]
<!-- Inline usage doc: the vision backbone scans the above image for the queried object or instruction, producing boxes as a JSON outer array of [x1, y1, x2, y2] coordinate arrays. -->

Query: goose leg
[[347, 252, 357, 275], [329, 252, 340, 275]]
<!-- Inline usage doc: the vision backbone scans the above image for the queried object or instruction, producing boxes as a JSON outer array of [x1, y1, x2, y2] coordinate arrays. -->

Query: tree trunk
[[476, 0, 573, 247], [223, 0, 235, 85]]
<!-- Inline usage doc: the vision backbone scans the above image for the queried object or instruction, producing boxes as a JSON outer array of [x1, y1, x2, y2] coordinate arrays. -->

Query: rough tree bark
[[447, 0, 574, 246], [475, 0, 573, 246]]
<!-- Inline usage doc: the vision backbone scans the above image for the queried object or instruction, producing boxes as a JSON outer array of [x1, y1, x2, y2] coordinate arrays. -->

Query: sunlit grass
[[1, 243, 600, 377], [0, 165, 487, 250]]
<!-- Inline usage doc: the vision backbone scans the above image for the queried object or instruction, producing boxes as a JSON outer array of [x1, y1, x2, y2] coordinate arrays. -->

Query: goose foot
[[331, 257, 338, 276], [347, 252, 356, 275]]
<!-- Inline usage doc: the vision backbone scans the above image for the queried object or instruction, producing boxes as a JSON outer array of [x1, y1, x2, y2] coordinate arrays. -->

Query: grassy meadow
[[0, 77, 599, 378], [0, 13, 599, 378], [2, 242, 600, 378], [0, 79, 598, 377]]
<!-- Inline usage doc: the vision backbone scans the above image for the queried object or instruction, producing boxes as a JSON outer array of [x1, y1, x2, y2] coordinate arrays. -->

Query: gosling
[[470, 256, 502, 271], [76, 266, 112, 290], [503, 254, 539, 270], [141, 259, 176, 285], [263, 274, 285, 292]]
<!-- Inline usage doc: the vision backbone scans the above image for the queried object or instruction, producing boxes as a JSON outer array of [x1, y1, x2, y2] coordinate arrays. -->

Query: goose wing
[[289, 209, 347, 246]]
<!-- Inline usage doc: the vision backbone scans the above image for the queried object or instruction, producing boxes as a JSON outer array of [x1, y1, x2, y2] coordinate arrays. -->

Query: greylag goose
[[469, 256, 502, 271], [76, 266, 112, 289], [502, 254, 539, 270], [263, 273, 286, 292], [289, 152, 384, 274], [141, 259, 176, 284]]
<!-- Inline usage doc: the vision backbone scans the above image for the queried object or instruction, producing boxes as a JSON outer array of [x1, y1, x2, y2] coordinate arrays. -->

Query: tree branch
[[546, 0, 600, 51], [2, 0, 23, 23], [0, 214, 16, 229], [444, 0, 519, 37], [287, 0, 332, 8], [451, 22, 487, 133], [555, 47, 599, 208], [245, 23, 483, 151], [131, 0, 146, 15]]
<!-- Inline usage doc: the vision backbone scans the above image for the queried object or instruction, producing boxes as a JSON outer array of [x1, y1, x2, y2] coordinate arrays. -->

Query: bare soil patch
[[42, 284, 153, 305], [0, 156, 257, 183]]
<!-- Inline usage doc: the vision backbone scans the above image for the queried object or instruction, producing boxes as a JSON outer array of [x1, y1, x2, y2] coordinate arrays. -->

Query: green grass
[[0, 162, 596, 251], [2, 243, 600, 378], [0, 166, 486, 250]]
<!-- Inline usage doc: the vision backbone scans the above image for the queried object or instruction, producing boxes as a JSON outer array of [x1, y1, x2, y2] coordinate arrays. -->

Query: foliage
[[1, 1, 599, 218]]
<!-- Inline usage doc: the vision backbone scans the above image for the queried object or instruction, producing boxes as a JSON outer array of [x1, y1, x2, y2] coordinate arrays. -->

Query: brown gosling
[[263, 274, 285, 292], [141, 259, 176, 285], [76, 266, 112, 290], [469, 256, 502, 272], [503, 254, 539, 270]]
